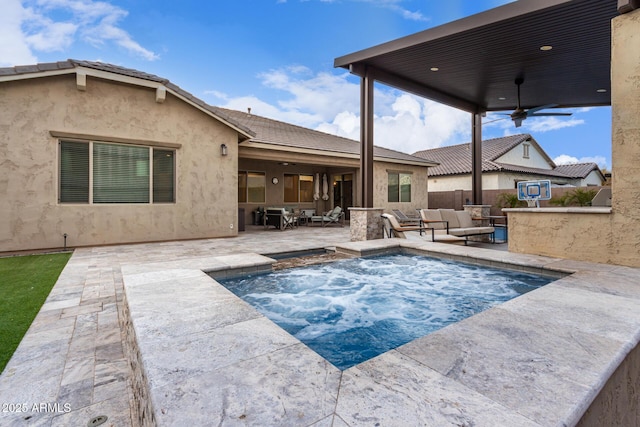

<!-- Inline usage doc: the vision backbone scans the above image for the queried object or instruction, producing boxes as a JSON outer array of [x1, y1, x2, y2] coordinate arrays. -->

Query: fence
[[428, 186, 608, 216]]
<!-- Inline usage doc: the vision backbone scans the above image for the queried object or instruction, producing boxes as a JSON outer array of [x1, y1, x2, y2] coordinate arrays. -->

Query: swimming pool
[[218, 253, 553, 370]]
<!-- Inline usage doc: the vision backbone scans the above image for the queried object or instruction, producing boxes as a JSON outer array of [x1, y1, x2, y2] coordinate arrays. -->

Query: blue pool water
[[218, 253, 552, 370]]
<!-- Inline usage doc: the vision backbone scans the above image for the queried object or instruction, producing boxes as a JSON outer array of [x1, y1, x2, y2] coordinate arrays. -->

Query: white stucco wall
[[0, 74, 240, 252], [495, 141, 554, 169]]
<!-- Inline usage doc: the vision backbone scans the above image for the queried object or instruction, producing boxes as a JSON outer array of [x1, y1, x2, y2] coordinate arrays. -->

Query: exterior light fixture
[[220, 144, 228, 156], [539, 45, 553, 51]]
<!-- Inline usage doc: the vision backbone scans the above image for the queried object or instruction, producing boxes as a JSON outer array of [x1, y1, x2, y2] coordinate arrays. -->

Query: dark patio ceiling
[[334, 0, 619, 114]]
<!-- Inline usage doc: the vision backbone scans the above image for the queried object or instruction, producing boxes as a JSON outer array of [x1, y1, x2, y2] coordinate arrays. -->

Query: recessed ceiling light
[[430, 67, 439, 72], [498, 97, 506, 100], [540, 45, 553, 51], [596, 88, 607, 93]]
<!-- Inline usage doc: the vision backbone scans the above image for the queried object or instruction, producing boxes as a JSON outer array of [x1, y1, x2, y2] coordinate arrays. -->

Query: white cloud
[[0, 0, 37, 65], [0, 0, 157, 66], [279, 0, 429, 22], [209, 67, 470, 154]]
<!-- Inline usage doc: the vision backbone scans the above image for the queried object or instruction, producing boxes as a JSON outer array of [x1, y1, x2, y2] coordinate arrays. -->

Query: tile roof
[[553, 162, 602, 179], [413, 134, 577, 178], [0, 59, 255, 138], [214, 107, 437, 166], [1, 59, 434, 167]]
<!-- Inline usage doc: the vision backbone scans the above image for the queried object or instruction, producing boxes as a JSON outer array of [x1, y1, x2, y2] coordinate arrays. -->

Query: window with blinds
[[153, 149, 175, 203], [59, 141, 89, 203], [59, 140, 176, 204]]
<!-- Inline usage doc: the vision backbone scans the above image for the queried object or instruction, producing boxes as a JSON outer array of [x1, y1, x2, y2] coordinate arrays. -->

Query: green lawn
[[0, 252, 72, 373]]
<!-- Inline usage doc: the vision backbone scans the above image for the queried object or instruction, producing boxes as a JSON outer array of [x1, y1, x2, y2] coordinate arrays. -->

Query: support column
[[471, 112, 483, 205], [463, 204, 492, 242], [361, 69, 375, 208], [349, 208, 384, 241]]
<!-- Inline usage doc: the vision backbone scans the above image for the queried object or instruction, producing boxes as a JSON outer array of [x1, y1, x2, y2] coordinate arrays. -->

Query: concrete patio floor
[[1, 225, 638, 426]]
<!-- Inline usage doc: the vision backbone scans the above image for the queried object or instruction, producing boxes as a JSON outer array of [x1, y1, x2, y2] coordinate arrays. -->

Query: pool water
[[218, 253, 552, 370]]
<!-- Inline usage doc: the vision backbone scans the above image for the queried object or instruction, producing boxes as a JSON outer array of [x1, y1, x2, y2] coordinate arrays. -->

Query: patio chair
[[391, 209, 421, 225], [381, 213, 426, 238], [310, 206, 345, 227], [264, 208, 296, 230]]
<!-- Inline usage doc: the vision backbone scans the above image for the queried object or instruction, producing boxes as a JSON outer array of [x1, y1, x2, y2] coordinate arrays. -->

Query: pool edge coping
[[122, 238, 640, 426]]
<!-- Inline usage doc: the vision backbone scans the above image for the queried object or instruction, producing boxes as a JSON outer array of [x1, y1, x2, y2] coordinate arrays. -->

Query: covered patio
[[334, 0, 640, 267]]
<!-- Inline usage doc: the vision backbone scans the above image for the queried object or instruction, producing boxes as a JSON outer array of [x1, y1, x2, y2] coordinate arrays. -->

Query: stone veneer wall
[[462, 205, 492, 242], [349, 208, 384, 241], [121, 290, 156, 427]]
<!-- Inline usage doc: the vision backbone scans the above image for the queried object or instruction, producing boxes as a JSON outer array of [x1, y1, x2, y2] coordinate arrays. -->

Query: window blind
[[93, 143, 150, 203], [153, 149, 175, 203], [59, 141, 89, 203]]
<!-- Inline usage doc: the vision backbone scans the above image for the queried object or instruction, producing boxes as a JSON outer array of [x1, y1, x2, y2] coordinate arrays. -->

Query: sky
[[1, 0, 612, 170]]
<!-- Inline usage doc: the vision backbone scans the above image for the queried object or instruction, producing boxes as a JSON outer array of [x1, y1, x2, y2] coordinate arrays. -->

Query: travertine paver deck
[[2, 226, 640, 426], [0, 226, 351, 426]]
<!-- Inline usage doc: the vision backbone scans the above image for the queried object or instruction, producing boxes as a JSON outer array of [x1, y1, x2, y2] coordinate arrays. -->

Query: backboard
[[517, 180, 551, 207]]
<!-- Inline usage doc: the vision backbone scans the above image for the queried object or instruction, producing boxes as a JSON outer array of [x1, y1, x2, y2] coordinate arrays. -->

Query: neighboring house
[[214, 107, 436, 225], [0, 60, 436, 253], [413, 134, 605, 192]]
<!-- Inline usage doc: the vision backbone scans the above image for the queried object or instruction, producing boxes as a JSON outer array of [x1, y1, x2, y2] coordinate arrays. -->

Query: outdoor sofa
[[419, 209, 495, 244]]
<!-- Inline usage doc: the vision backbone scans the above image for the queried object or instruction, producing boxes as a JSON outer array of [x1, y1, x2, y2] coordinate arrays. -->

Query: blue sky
[[2, 0, 611, 169]]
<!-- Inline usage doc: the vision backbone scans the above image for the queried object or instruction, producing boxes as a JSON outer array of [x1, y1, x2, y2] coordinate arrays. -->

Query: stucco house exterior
[[214, 107, 436, 225], [0, 60, 435, 253], [413, 134, 605, 192]]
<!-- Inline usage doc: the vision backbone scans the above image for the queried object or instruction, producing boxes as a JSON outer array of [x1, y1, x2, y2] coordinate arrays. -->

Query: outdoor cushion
[[455, 211, 475, 228], [449, 226, 494, 237], [420, 209, 445, 230], [439, 209, 460, 229]]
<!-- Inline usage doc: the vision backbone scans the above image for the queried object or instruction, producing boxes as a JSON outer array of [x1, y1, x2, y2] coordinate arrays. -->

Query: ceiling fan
[[505, 77, 572, 127]]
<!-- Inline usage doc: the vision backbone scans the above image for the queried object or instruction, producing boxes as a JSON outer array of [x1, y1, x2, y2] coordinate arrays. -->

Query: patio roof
[[334, 0, 621, 207], [334, 0, 619, 114]]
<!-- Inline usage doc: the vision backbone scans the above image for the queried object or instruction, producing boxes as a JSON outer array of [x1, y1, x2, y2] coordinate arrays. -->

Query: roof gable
[[413, 134, 533, 176], [0, 59, 255, 141], [413, 134, 603, 180]]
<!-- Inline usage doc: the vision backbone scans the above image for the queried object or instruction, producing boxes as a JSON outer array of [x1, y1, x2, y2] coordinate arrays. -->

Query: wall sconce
[[220, 144, 228, 156]]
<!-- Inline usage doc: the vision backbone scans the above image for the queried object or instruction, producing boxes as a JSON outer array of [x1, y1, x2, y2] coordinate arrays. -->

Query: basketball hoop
[[517, 180, 552, 208]]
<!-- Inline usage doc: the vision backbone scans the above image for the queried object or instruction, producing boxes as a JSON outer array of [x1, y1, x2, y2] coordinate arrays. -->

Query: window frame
[[283, 173, 314, 203], [58, 139, 176, 204], [387, 171, 412, 203], [238, 170, 266, 204]]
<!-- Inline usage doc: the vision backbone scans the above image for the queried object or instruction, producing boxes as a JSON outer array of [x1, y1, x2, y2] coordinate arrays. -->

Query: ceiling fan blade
[[528, 112, 573, 117], [527, 104, 558, 114]]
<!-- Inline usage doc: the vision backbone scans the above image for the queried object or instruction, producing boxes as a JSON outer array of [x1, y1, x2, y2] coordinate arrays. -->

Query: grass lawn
[[0, 252, 72, 373]]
